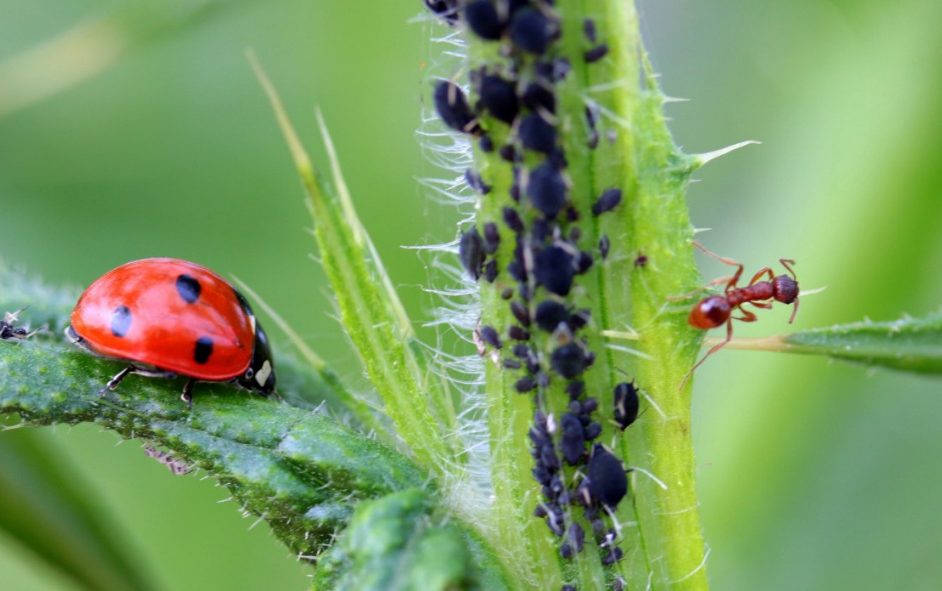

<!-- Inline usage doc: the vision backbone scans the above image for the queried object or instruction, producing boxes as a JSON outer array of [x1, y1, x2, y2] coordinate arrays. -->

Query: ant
[[681, 243, 799, 388], [1, 307, 38, 340]]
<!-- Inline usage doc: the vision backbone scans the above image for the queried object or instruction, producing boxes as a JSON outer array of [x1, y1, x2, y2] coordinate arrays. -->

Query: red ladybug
[[66, 258, 276, 406]]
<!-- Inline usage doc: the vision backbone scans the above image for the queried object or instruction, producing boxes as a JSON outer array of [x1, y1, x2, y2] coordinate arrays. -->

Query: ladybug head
[[240, 322, 276, 396]]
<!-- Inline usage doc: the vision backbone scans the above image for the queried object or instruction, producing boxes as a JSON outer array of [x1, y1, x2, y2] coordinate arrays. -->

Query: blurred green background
[[2, 1, 942, 590]]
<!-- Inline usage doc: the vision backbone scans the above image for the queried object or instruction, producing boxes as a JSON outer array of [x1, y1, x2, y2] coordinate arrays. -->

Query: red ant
[[682, 243, 799, 388]]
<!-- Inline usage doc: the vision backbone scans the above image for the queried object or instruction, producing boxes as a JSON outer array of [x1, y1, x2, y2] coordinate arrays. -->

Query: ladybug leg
[[180, 377, 196, 409], [100, 365, 136, 396]]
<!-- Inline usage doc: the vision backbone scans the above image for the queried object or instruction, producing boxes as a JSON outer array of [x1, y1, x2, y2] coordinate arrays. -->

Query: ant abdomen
[[688, 295, 731, 329]]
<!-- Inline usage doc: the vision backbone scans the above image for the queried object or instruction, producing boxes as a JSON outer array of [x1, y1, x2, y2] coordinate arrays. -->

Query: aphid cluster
[[427, 0, 639, 583]]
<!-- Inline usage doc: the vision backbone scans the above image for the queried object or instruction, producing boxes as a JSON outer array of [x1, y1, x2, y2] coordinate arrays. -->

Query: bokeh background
[[2, 1, 942, 590]]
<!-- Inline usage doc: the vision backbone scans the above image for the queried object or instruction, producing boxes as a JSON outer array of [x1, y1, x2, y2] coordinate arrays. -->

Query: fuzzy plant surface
[[3, 2, 942, 591]]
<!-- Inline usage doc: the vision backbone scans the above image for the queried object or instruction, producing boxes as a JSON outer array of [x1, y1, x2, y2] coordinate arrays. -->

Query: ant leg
[[693, 242, 744, 290], [749, 301, 773, 310], [747, 267, 775, 286], [100, 366, 136, 396], [732, 308, 758, 323], [788, 297, 800, 324], [779, 259, 798, 280], [668, 274, 736, 301], [679, 320, 734, 390], [181, 377, 196, 409]]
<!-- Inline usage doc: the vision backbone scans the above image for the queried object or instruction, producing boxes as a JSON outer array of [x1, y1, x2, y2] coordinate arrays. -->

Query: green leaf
[[0, 342, 426, 558], [0, 427, 159, 591], [311, 488, 516, 591], [781, 313, 942, 374]]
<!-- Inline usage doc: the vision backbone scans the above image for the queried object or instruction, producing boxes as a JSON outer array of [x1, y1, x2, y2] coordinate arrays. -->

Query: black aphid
[[575, 251, 594, 274], [559, 543, 573, 559], [587, 444, 628, 509], [560, 413, 585, 466], [592, 188, 622, 216], [566, 382, 585, 399], [599, 235, 611, 260], [569, 522, 585, 552], [433, 80, 478, 134], [499, 144, 517, 162], [562, 586, 577, 591], [502, 206, 524, 233], [613, 381, 640, 429], [570, 309, 590, 330], [583, 18, 597, 43], [480, 325, 503, 349], [584, 44, 609, 63], [601, 547, 624, 566], [551, 343, 587, 379], [507, 260, 527, 282], [582, 397, 598, 413], [502, 358, 522, 370], [464, 0, 503, 40], [512, 343, 531, 358], [535, 300, 570, 332], [501, 287, 515, 300], [425, 0, 459, 24], [459, 227, 485, 280], [514, 376, 537, 393], [527, 163, 567, 219], [534, 246, 574, 296], [508, 8, 553, 54], [510, 300, 531, 326], [480, 74, 520, 124], [519, 113, 557, 154], [465, 169, 491, 195], [479, 134, 494, 152], [522, 81, 556, 114], [535, 370, 551, 388], [483, 259, 498, 282], [483, 222, 501, 254], [584, 422, 602, 441], [508, 325, 530, 341]]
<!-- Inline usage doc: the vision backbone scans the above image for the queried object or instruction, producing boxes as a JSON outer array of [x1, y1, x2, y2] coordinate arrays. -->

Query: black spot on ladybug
[[527, 162, 567, 218], [433, 80, 479, 135], [614, 381, 640, 429], [509, 8, 553, 55], [175, 274, 202, 304], [459, 227, 485, 280], [464, 0, 503, 40], [592, 188, 622, 216], [522, 82, 556, 114], [110, 305, 132, 338], [534, 247, 574, 296], [519, 113, 557, 154], [480, 74, 520, 124], [599, 235, 611, 260], [551, 343, 587, 379], [535, 300, 570, 332], [194, 336, 214, 364], [587, 444, 628, 509], [584, 44, 609, 63]]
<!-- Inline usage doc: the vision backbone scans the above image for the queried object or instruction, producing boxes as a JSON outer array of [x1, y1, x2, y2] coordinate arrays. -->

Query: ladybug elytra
[[66, 258, 276, 406]]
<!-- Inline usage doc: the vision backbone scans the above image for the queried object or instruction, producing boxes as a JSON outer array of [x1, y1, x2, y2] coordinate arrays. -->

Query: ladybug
[[66, 258, 276, 406]]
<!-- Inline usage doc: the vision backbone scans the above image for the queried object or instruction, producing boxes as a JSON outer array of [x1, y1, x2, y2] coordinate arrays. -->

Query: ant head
[[773, 275, 799, 305], [688, 295, 731, 329]]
